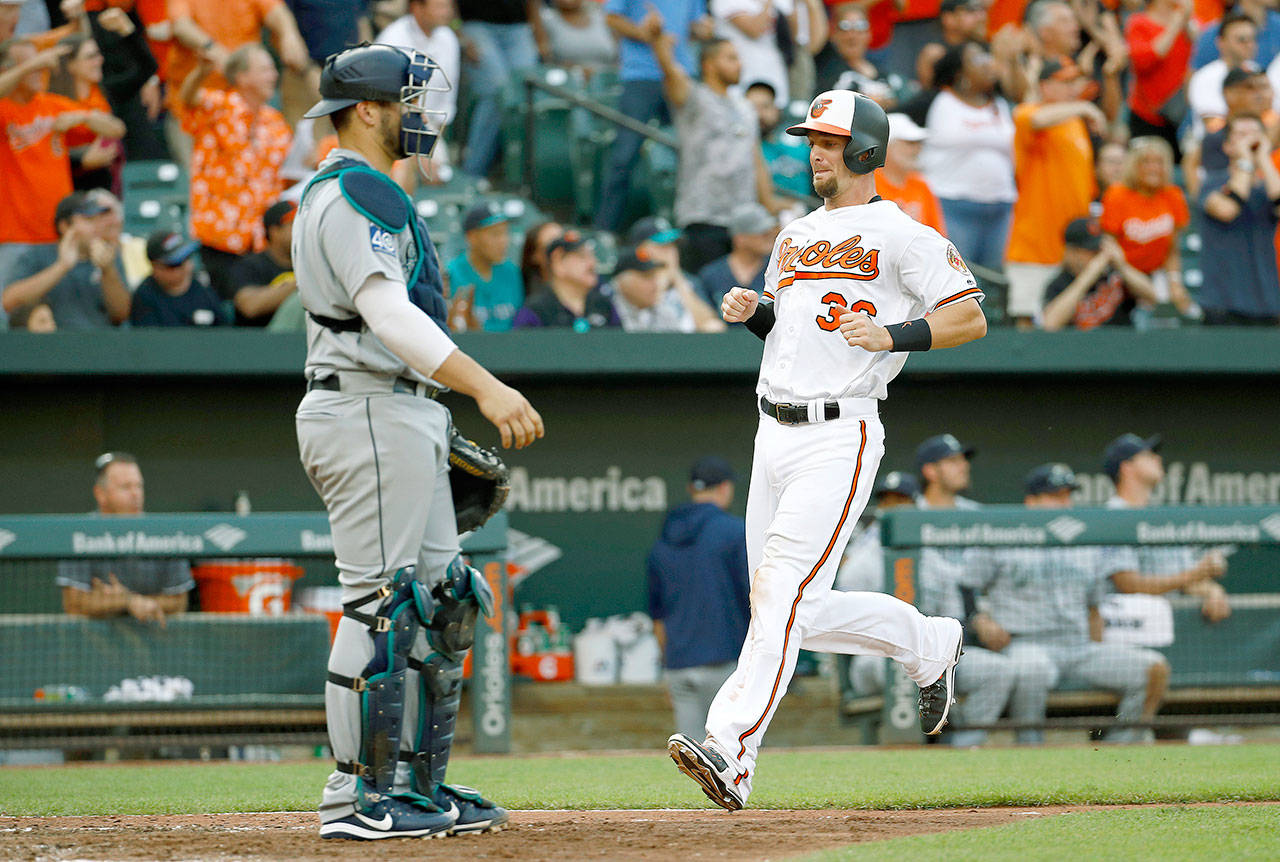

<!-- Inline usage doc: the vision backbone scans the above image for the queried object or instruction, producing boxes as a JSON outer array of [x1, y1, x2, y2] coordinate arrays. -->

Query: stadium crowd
[[2, 0, 1280, 332]]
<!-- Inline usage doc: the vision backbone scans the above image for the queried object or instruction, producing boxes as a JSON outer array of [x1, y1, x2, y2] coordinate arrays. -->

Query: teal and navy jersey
[[445, 253, 524, 332]]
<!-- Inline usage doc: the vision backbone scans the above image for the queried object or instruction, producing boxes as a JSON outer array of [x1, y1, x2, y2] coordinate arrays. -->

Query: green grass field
[[3, 744, 1279, 817], [800, 806, 1280, 861], [3, 745, 1277, 859]]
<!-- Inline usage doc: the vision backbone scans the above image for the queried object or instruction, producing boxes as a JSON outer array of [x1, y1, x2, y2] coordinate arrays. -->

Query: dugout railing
[[0, 512, 510, 755], [852, 505, 1280, 745]]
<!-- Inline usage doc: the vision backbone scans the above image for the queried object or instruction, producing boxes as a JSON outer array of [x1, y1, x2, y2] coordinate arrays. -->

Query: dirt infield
[[0, 806, 1081, 861]]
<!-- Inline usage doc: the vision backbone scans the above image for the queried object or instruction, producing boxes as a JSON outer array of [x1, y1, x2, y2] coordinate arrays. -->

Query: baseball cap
[[1064, 217, 1103, 251], [463, 200, 509, 233], [1024, 463, 1082, 496], [940, 0, 980, 12], [146, 231, 201, 266], [1039, 58, 1083, 82], [916, 434, 975, 469], [1223, 61, 1265, 89], [888, 112, 927, 143], [874, 471, 920, 499], [628, 216, 681, 246], [54, 191, 109, 225], [613, 246, 664, 276], [728, 203, 775, 236], [263, 199, 297, 229], [1103, 433, 1162, 479], [690, 455, 737, 490], [787, 89, 858, 138], [546, 229, 591, 258]]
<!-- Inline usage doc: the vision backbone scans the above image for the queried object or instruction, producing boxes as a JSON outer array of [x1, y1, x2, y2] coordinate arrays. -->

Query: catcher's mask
[[305, 43, 450, 160]]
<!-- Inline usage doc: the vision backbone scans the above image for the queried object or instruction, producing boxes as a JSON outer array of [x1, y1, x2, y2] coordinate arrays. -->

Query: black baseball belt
[[759, 396, 841, 425], [307, 373, 441, 399]]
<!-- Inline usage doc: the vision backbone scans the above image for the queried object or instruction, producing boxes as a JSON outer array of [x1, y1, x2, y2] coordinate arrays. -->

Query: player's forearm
[[924, 297, 986, 348], [62, 585, 128, 617], [1110, 568, 1193, 595]]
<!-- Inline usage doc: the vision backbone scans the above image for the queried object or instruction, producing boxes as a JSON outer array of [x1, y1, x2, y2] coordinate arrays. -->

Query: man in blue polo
[[646, 455, 750, 740], [445, 201, 525, 331]]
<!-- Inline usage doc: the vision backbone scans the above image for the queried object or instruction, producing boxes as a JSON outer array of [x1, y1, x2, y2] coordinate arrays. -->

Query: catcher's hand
[[449, 428, 510, 534]]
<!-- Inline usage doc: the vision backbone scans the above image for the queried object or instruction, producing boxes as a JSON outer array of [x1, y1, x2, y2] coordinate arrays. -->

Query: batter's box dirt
[[0, 807, 1069, 861]]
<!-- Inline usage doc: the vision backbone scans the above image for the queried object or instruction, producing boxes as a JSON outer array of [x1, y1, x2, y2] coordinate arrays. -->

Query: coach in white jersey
[[667, 90, 987, 812]]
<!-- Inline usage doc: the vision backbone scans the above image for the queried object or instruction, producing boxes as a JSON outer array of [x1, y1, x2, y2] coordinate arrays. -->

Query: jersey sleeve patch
[[946, 244, 969, 275], [369, 224, 398, 257]]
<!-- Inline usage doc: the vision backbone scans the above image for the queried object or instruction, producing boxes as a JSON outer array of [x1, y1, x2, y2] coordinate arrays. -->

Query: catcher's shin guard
[[329, 569, 436, 797], [407, 557, 494, 796]]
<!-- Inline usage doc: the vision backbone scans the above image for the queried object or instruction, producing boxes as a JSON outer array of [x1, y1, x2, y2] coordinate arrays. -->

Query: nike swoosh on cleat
[[444, 802, 460, 820], [354, 812, 394, 829]]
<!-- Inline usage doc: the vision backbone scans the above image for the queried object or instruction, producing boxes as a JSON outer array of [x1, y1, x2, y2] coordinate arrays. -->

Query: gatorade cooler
[[296, 585, 344, 642], [192, 559, 303, 616]]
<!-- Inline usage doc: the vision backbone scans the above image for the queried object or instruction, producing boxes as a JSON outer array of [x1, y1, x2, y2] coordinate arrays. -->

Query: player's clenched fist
[[837, 309, 893, 352], [721, 287, 760, 323]]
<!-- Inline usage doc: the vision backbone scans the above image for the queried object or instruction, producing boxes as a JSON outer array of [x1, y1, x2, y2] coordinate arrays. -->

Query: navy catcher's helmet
[[304, 42, 449, 158], [786, 90, 889, 175]]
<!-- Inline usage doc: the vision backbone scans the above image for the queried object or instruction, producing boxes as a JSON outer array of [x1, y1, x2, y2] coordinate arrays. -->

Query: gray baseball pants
[[296, 387, 458, 821]]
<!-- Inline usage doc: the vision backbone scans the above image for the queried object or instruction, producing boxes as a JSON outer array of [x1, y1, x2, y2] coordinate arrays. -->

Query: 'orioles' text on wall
[[506, 466, 667, 513]]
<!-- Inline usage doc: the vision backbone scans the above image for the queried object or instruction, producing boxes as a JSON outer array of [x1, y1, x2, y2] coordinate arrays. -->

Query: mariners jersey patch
[[946, 244, 969, 275], [369, 225, 396, 257]]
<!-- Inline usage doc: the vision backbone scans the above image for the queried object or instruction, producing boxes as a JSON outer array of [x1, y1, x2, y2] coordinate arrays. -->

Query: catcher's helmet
[[786, 90, 889, 175], [304, 42, 449, 157]]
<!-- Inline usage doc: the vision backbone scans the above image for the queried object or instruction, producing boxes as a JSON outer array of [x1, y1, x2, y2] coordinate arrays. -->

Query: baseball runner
[[292, 44, 543, 840], [667, 90, 987, 811]]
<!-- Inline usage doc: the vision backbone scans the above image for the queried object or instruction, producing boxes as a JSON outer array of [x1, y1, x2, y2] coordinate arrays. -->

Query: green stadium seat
[[121, 160, 188, 209]]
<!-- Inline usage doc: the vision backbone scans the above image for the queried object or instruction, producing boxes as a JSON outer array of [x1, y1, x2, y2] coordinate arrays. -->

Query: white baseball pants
[[705, 408, 960, 801]]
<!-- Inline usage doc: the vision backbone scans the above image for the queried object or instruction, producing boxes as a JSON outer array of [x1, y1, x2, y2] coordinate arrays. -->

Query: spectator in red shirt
[[1126, 0, 1198, 160]]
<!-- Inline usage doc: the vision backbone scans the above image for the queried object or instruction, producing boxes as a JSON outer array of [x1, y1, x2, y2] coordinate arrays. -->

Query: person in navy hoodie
[[646, 455, 751, 740]]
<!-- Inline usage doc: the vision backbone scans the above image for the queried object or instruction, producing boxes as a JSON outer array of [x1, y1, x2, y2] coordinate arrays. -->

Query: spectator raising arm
[[263, 3, 311, 73], [1204, 130, 1280, 221], [0, 43, 69, 99], [647, 28, 690, 108]]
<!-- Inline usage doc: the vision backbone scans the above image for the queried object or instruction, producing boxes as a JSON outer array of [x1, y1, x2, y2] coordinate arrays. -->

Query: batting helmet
[[785, 90, 889, 175], [304, 42, 449, 158]]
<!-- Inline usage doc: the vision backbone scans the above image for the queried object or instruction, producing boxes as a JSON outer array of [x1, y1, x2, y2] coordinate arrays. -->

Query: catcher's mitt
[[448, 428, 510, 534]]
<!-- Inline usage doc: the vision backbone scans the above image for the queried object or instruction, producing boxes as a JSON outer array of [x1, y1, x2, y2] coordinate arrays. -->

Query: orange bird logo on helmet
[[810, 98, 833, 118]]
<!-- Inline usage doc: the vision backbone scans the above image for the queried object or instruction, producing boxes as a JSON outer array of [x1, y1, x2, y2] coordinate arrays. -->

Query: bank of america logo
[[0, 529, 15, 552], [1260, 514, 1280, 541], [1046, 516, 1087, 543], [203, 524, 247, 552]]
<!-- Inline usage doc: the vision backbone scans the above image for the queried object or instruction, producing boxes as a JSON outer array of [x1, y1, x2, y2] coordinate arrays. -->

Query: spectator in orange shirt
[[1100, 136, 1194, 315], [165, 0, 308, 163], [1005, 58, 1102, 328], [178, 44, 291, 301], [877, 112, 946, 234], [1125, 0, 1197, 160], [48, 34, 122, 192], [0, 38, 123, 300]]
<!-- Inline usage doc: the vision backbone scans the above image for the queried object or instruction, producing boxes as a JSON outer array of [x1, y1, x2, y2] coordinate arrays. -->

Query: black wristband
[[1225, 188, 1246, 207], [885, 318, 931, 352], [743, 301, 776, 341]]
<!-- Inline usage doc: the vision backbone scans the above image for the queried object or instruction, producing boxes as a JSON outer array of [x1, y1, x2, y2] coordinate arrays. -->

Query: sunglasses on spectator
[[837, 19, 870, 32]]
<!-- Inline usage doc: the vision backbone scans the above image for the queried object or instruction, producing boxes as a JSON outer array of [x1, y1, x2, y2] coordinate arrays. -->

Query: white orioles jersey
[[758, 199, 983, 403]]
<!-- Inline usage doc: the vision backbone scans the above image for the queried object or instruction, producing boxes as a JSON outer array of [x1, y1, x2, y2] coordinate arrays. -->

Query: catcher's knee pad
[[329, 568, 436, 794], [426, 556, 494, 655]]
